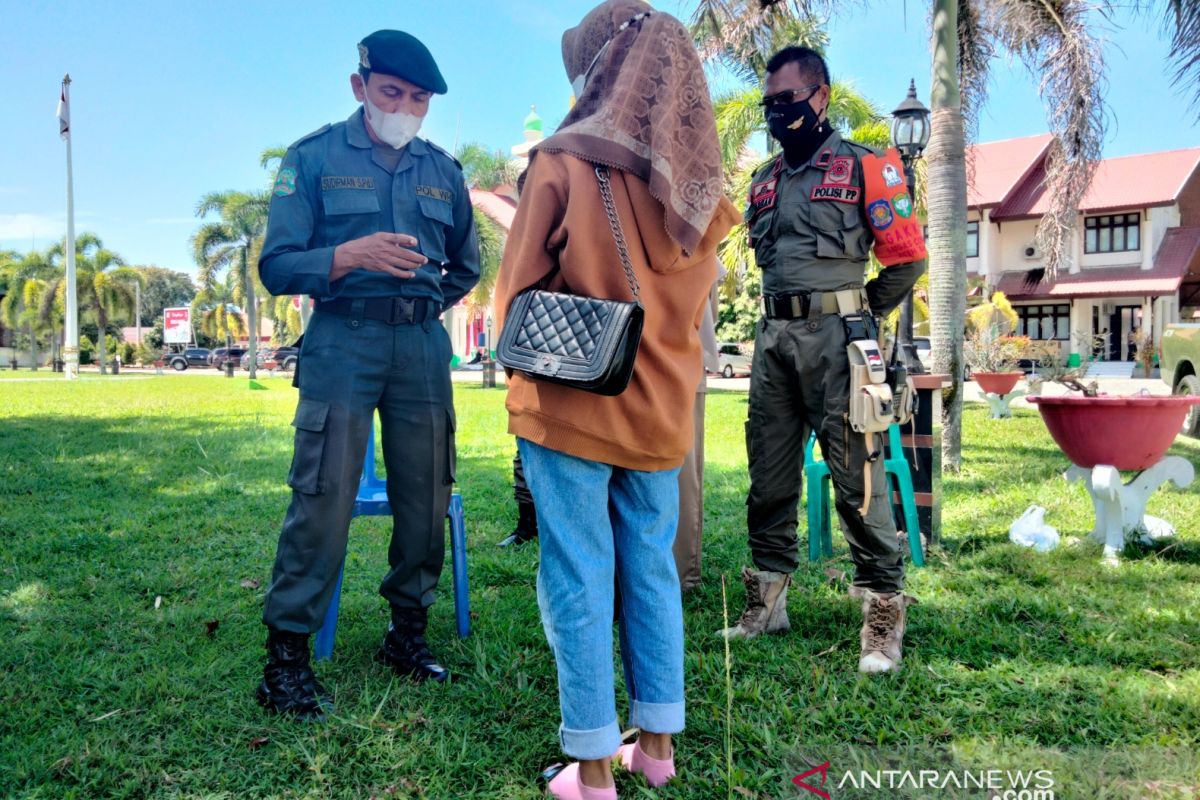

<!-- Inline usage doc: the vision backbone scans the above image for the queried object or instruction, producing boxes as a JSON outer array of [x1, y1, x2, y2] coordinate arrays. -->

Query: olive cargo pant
[[745, 314, 904, 593], [263, 307, 456, 633]]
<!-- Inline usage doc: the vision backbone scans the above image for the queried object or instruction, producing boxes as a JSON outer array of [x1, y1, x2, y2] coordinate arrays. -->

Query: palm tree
[[455, 143, 513, 314], [193, 276, 249, 346], [457, 142, 522, 190], [192, 190, 269, 378], [39, 234, 139, 375]]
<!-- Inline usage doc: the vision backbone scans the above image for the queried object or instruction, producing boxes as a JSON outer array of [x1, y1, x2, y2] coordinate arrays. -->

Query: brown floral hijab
[[535, 0, 723, 256]]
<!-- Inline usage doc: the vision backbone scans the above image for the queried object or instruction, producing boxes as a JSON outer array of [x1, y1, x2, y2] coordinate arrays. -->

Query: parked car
[[208, 347, 248, 367], [1161, 323, 1200, 437], [712, 342, 752, 378], [913, 336, 932, 371], [164, 347, 211, 371], [240, 346, 299, 371]]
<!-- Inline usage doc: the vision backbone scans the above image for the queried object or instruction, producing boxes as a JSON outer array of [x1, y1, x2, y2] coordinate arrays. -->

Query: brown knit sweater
[[494, 152, 738, 471]]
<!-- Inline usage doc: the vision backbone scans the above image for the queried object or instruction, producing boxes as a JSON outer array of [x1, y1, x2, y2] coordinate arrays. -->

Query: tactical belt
[[762, 289, 863, 320], [315, 296, 438, 325]]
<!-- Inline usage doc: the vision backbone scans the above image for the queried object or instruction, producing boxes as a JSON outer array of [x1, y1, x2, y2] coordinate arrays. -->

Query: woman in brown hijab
[[493, 2, 737, 797]]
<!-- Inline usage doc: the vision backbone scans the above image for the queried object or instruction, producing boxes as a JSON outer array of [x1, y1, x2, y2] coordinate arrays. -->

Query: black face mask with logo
[[766, 100, 832, 165]]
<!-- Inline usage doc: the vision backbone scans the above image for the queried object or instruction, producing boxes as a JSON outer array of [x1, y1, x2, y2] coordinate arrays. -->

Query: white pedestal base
[[985, 390, 1024, 419], [1064, 457, 1194, 565]]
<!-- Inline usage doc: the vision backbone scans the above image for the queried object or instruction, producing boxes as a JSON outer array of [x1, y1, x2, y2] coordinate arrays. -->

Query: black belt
[[762, 291, 848, 320], [315, 297, 438, 325]]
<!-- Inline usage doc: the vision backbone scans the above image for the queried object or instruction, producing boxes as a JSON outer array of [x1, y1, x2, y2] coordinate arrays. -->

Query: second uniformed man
[[720, 47, 924, 674], [256, 30, 479, 718]]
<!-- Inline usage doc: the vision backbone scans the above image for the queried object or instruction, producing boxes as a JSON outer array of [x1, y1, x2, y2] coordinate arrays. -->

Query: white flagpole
[[61, 74, 79, 380]]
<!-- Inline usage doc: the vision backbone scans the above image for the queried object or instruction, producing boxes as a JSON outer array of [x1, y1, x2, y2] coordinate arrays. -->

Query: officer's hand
[[330, 232, 428, 282]]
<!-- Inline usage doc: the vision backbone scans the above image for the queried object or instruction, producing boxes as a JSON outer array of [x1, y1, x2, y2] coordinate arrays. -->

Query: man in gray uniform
[[256, 29, 479, 718], [721, 47, 923, 674]]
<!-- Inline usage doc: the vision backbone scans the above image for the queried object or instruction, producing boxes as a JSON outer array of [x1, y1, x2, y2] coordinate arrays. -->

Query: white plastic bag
[[1008, 505, 1060, 552]]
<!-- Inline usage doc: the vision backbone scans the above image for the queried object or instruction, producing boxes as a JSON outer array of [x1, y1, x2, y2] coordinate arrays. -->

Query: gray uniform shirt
[[745, 130, 922, 315], [259, 108, 480, 309]]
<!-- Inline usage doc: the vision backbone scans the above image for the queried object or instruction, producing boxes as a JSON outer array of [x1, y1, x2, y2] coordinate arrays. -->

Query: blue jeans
[[517, 438, 685, 760]]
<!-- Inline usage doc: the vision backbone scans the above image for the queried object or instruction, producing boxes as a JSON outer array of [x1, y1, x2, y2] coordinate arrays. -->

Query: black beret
[[357, 30, 447, 94]]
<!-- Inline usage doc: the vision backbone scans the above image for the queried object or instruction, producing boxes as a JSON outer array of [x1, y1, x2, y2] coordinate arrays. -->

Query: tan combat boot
[[718, 568, 791, 639], [851, 587, 918, 673]]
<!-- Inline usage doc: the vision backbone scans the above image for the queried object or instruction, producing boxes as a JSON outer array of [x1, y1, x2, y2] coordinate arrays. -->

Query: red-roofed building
[[964, 137, 1200, 363]]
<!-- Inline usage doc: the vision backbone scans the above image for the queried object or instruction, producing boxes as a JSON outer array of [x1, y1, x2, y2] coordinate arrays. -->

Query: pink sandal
[[542, 762, 618, 799], [616, 740, 675, 787]]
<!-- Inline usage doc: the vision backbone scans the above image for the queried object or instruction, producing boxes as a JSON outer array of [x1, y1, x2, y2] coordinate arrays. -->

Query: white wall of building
[[993, 218, 1041, 273]]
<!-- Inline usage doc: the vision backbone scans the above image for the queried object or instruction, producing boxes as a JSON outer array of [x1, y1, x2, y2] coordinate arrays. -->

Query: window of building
[[1015, 304, 1071, 340], [1084, 213, 1140, 254]]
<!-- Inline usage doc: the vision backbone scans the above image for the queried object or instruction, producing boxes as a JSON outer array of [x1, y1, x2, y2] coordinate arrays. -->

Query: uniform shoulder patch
[[422, 138, 463, 171], [273, 167, 297, 197], [288, 123, 333, 150]]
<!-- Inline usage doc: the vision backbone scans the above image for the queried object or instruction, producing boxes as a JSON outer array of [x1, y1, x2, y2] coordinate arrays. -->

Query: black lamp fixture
[[890, 79, 931, 162]]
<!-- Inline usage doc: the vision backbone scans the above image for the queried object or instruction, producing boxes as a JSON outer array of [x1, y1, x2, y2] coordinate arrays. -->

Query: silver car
[[714, 342, 753, 378]]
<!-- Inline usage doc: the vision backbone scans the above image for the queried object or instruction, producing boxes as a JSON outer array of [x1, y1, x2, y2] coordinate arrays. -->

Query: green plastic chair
[[803, 425, 925, 566]]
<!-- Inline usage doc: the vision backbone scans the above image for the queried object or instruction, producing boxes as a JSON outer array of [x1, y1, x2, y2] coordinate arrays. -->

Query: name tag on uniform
[[810, 184, 861, 204], [416, 185, 453, 203], [322, 176, 375, 190]]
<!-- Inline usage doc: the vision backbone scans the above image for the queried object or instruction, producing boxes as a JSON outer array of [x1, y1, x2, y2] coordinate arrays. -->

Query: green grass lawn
[[2, 376, 1199, 799]]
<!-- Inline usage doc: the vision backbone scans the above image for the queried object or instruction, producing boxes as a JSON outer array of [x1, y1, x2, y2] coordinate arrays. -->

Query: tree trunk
[[244, 248, 258, 380], [926, 0, 968, 471], [97, 306, 108, 375], [28, 324, 38, 371]]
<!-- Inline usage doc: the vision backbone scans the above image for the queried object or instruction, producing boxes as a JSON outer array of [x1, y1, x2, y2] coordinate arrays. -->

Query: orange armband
[[862, 149, 926, 266]]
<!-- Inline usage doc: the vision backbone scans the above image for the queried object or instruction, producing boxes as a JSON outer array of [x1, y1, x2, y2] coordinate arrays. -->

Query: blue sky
[[2, 0, 1197, 275]]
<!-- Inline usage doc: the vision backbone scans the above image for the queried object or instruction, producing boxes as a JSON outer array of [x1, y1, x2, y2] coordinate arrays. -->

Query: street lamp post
[[482, 315, 496, 388], [890, 79, 932, 373]]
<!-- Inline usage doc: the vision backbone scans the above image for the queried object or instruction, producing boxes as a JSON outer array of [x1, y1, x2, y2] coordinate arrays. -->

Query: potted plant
[[1027, 334, 1200, 563], [965, 291, 1025, 396], [1028, 335, 1196, 470]]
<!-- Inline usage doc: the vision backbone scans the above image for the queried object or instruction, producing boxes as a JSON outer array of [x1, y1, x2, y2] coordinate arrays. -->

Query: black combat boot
[[256, 628, 332, 720], [376, 609, 451, 683], [498, 500, 539, 547]]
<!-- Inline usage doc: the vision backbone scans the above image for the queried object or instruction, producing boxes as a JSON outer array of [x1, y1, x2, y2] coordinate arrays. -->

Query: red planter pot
[[1028, 395, 1200, 470], [973, 371, 1022, 395]]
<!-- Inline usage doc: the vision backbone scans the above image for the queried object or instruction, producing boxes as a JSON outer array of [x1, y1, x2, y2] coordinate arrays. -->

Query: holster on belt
[[847, 340, 894, 435]]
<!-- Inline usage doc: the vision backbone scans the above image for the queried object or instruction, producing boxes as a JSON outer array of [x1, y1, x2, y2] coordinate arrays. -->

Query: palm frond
[[827, 81, 883, 131], [713, 88, 766, 175], [989, 0, 1108, 277], [466, 206, 506, 312]]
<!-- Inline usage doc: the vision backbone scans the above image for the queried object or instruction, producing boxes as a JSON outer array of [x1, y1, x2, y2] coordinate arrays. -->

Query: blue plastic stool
[[803, 424, 924, 567], [313, 420, 471, 662]]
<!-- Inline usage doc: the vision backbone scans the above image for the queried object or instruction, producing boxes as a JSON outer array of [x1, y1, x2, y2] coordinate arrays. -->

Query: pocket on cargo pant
[[287, 398, 330, 495], [444, 408, 457, 486]]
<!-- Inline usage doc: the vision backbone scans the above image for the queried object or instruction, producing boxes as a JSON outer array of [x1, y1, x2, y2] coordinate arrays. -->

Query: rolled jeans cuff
[[630, 699, 685, 735], [560, 720, 623, 761]]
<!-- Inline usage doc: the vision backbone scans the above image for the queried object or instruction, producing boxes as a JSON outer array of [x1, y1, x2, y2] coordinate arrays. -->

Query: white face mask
[[363, 94, 423, 150], [570, 37, 612, 100]]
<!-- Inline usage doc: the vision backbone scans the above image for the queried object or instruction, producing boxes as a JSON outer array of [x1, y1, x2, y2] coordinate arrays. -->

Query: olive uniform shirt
[[745, 130, 921, 315]]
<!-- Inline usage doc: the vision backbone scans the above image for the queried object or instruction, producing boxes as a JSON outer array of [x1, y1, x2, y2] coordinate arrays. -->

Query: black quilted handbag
[[497, 165, 644, 396]]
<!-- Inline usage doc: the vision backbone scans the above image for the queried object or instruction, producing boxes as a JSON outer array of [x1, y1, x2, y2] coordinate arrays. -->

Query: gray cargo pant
[[745, 314, 904, 593], [262, 306, 456, 633]]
